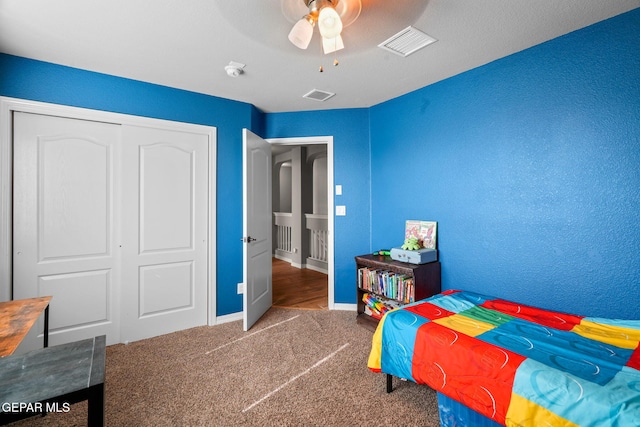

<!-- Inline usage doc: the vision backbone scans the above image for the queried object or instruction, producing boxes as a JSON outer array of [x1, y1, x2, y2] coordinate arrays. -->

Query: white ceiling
[[1, 0, 638, 113]]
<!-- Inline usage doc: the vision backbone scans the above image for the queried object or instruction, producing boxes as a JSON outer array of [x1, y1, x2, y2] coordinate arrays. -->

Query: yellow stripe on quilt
[[434, 313, 496, 337], [505, 393, 579, 427], [367, 314, 386, 370], [572, 319, 640, 350]]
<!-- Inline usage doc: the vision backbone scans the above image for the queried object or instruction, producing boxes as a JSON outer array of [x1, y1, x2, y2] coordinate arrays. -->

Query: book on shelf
[[363, 305, 383, 320], [361, 292, 400, 319], [357, 267, 415, 303]]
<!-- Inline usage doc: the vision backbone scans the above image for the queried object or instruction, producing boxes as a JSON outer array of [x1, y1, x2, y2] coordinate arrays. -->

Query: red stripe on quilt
[[404, 302, 455, 320], [411, 322, 526, 425], [481, 299, 583, 331], [628, 344, 640, 370]]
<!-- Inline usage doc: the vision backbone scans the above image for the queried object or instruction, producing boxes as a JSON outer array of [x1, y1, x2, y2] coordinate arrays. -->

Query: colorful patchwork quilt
[[368, 290, 640, 426]]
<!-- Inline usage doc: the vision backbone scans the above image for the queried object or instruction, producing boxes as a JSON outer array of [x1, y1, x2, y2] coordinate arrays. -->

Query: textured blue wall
[[369, 9, 640, 319], [265, 109, 371, 303], [0, 54, 260, 315]]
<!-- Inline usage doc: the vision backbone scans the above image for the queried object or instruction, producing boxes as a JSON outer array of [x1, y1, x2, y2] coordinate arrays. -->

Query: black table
[[0, 335, 105, 426]]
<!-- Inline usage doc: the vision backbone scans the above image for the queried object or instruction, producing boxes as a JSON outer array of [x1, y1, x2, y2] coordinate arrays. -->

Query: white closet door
[[13, 113, 210, 350], [119, 125, 208, 343], [13, 112, 122, 350]]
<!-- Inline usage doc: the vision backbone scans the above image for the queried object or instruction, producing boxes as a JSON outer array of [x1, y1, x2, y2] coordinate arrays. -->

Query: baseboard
[[305, 263, 328, 275], [332, 303, 356, 311], [274, 253, 292, 263], [214, 312, 243, 325], [273, 254, 328, 274], [274, 255, 304, 269]]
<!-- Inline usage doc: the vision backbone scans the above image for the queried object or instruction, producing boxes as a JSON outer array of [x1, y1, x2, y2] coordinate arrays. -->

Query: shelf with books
[[358, 267, 416, 304], [355, 254, 441, 331]]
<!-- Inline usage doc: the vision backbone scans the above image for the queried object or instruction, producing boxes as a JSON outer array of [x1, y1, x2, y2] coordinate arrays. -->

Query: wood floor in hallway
[[272, 258, 328, 310]]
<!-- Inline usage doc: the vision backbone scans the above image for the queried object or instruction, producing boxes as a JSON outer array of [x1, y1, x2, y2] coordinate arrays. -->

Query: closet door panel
[[120, 125, 208, 343], [13, 112, 121, 351]]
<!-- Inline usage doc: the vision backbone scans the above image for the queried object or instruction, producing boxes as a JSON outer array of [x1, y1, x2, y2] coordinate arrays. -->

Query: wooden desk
[[0, 296, 52, 357], [0, 335, 106, 426]]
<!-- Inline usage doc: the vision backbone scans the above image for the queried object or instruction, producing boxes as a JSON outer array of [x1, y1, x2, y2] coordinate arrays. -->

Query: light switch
[[335, 185, 342, 195], [336, 205, 346, 216]]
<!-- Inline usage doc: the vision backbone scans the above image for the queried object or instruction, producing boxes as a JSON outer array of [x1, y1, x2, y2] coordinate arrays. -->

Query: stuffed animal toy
[[401, 237, 421, 251]]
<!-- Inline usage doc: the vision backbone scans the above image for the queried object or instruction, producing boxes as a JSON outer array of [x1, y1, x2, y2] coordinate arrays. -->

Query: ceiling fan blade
[[281, 0, 310, 24], [334, 0, 361, 28]]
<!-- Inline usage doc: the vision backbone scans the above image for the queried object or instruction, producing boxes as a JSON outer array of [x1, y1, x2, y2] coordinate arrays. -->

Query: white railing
[[274, 212, 293, 253], [309, 229, 327, 262], [305, 214, 328, 263]]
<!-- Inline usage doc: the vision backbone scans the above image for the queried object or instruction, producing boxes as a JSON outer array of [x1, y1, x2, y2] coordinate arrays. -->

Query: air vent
[[303, 89, 335, 102], [378, 26, 437, 57]]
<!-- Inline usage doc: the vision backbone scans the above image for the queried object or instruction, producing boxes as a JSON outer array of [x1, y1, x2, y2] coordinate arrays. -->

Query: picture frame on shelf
[[404, 220, 437, 249]]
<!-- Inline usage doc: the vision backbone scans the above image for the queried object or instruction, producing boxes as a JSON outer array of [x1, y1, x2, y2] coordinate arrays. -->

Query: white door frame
[[267, 136, 335, 309], [0, 97, 217, 325]]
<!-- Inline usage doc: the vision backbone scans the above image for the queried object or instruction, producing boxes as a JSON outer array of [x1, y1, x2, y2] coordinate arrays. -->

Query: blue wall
[[2, 8, 638, 319], [0, 54, 260, 315], [369, 9, 640, 319]]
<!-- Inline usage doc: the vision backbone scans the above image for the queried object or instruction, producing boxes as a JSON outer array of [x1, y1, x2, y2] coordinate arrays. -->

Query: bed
[[368, 289, 640, 426]]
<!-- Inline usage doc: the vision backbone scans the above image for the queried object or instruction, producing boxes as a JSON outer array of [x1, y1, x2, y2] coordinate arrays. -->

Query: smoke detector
[[225, 61, 245, 77]]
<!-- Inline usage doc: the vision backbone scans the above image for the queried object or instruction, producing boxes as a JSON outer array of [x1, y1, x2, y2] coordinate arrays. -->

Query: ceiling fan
[[282, 0, 362, 54]]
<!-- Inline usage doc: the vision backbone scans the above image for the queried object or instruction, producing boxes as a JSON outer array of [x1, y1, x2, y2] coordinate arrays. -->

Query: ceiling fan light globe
[[288, 17, 314, 49], [322, 35, 344, 54], [318, 6, 342, 39]]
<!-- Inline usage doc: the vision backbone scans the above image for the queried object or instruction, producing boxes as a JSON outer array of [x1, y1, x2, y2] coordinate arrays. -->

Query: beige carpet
[[9, 308, 440, 426]]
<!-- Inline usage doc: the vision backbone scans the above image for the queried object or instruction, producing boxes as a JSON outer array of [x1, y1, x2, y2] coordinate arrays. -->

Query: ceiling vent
[[378, 26, 437, 57], [303, 89, 336, 102]]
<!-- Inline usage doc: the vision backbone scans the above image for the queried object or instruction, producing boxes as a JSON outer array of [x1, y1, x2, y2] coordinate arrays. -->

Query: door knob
[[240, 236, 257, 243]]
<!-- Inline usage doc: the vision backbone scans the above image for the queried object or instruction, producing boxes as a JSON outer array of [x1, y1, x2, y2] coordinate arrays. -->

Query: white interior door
[[242, 129, 273, 331], [13, 112, 121, 349], [120, 125, 208, 343]]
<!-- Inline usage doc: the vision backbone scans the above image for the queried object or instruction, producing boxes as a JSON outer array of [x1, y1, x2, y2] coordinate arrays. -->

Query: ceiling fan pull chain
[[318, 36, 324, 72]]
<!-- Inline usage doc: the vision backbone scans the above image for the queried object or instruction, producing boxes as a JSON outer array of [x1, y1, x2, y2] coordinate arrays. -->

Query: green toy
[[373, 250, 391, 256], [401, 237, 421, 251]]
